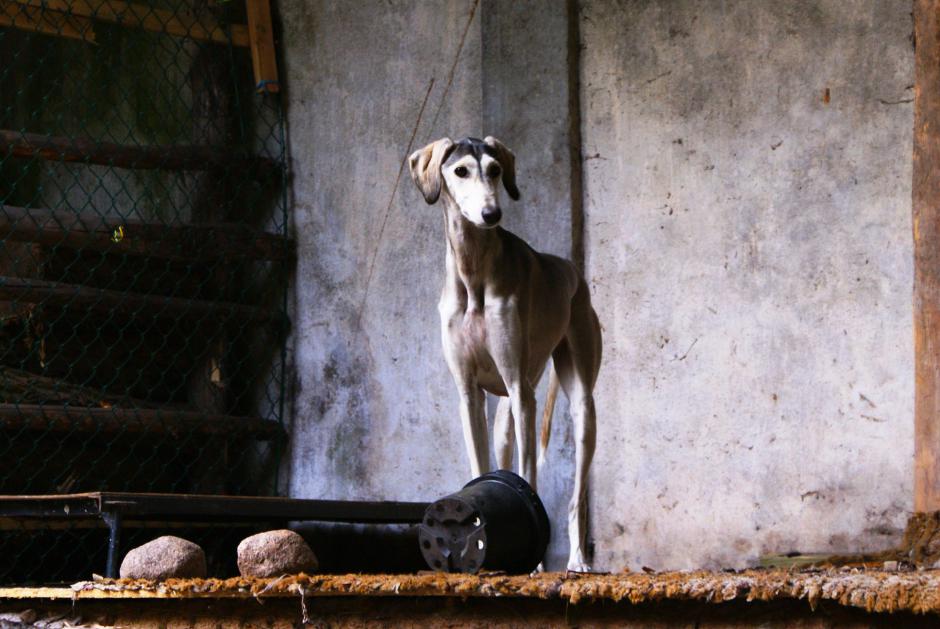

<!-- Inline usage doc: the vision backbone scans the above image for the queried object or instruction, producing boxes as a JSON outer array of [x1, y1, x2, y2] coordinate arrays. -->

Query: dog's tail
[[537, 366, 561, 469]]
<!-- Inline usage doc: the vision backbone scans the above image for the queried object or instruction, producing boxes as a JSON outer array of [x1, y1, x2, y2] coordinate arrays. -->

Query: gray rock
[[237, 529, 318, 577], [119, 535, 207, 580]]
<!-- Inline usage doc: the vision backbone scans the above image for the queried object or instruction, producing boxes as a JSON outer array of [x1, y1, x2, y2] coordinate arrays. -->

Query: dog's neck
[[442, 198, 502, 306]]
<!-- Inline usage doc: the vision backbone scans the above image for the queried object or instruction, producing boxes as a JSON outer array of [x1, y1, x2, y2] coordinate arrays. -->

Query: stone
[[119, 535, 207, 580], [237, 529, 318, 577]]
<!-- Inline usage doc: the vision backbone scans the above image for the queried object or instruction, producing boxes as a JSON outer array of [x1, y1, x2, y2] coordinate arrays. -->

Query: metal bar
[[0, 495, 100, 518], [0, 493, 429, 525], [97, 493, 430, 524], [102, 511, 122, 579]]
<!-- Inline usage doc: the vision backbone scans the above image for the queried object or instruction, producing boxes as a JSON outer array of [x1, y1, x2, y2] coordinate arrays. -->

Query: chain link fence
[[0, 0, 289, 583]]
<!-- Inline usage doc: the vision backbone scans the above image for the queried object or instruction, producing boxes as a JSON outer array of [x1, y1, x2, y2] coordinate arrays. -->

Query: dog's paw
[[566, 557, 592, 574], [529, 562, 545, 576]]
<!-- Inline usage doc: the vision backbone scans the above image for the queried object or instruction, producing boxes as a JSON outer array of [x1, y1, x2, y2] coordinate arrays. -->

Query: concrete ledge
[[2, 569, 939, 616]]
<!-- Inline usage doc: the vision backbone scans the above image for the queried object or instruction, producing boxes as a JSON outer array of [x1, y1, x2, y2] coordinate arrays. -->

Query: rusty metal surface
[[3, 569, 940, 615], [0, 492, 428, 523]]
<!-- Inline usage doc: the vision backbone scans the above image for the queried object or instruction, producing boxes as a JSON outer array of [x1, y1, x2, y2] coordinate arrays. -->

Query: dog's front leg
[[443, 343, 489, 477], [455, 381, 489, 478], [441, 298, 490, 478], [486, 298, 537, 489]]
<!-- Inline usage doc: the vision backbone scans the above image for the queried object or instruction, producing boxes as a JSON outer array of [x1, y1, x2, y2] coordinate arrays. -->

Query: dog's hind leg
[[494, 397, 514, 470], [553, 284, 602, 572]]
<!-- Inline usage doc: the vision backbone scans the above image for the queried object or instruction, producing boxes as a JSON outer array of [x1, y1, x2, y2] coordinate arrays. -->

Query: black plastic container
[[418, 470, 550, 574]]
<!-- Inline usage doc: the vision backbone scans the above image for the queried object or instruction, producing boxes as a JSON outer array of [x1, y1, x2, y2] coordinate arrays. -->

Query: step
[[0, 404, 284, 440], [0, 276, 280, 323], [0, 205, 292, 262], [0, 130, 280, 175]]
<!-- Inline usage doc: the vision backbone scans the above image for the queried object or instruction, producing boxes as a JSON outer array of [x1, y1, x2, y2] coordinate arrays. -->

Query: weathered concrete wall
[[581, 0, 914, 569], [480, 0, 579, 570], [281, 0, 482, 506], [280, 0, 915, 572], [280, 0, 582, 570]]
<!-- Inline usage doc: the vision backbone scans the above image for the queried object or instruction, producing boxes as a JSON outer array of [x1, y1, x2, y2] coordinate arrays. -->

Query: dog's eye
[[454, 166, 469, 178], [487, 165, 502, 178]]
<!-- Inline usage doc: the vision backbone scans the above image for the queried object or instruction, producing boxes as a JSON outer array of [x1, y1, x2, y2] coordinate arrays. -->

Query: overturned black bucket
[[418, 469, 550, 574]]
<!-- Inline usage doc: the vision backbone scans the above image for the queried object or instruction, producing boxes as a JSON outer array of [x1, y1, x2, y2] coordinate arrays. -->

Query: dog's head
[[409, 136, 519, 228]]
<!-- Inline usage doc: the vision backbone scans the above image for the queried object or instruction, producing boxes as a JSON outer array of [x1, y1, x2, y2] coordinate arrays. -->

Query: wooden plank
[[13, 0, 248, 46], [914, 0, 940, 512], [0, 570, 937, 612], [0, 130, 280, 176], [0, 0, 96, 42], [0, 364, 161, 408], [0, 404, 284, 439], [245, 0, 278, 93], [0, 205, 293, 262], [0, 276, 279, 323], [0, 586, 75, 599]]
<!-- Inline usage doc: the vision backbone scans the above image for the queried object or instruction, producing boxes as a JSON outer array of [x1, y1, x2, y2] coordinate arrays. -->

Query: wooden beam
[[0, 365, 160, 408], [0, 205, 293, 262], [0, 276, 280, 323], [0, 0, 96, 42], [0, 130, 279, 176], [0, 404, 284, 439], [245, 0, 279, 93], [12, 0, 249, 47], [914, 0, 940, 512]]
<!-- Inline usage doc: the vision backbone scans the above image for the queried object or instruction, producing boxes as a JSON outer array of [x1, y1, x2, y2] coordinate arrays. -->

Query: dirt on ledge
[[46, 567, 940, 616]]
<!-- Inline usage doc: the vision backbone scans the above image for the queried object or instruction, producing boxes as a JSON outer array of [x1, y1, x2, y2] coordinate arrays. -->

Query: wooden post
[[914, 0, 940, 512], [245, 0, 279, 93]]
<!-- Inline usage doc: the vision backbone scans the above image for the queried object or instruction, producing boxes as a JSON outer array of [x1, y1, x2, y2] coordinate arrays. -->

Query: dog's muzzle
[[482, 207, 502, 226]]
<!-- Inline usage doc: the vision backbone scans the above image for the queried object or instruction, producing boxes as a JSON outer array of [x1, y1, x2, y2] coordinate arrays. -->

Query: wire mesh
[[0, 0, 288, 584]]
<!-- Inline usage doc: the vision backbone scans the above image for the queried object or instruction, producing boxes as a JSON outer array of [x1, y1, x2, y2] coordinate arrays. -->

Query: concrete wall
[[280, 0, 482, 504], [581, 0, 914, 569], [280, 0, 914, 571], [280, 0, 583, 569]]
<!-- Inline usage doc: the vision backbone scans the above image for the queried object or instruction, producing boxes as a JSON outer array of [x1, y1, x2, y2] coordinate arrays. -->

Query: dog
[[409, 136, 602, 571]]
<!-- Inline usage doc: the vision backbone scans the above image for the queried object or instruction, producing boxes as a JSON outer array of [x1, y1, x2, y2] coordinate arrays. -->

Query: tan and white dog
[[409, 136, 602, 571]]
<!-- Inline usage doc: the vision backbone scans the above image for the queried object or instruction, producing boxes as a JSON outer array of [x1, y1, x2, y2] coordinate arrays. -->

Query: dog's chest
[[446, 306, 504, 391], [445, 284, 489, 353], [460, 307, 487, 349]]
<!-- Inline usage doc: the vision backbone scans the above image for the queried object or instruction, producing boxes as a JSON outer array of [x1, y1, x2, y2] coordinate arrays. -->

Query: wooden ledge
[[1, 569, 938, 615], [0, 130, 280, 176], [0, 205, 293, 262], [0, 276, 281, 323]]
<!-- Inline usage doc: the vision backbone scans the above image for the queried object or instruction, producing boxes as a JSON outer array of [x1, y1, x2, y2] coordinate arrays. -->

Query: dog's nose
[[482, 207, 502, 225]]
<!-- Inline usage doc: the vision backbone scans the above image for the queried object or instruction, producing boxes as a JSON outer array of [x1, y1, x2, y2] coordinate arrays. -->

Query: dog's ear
[[484, 136, 520, 201], [409, 138, 455, 204]]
